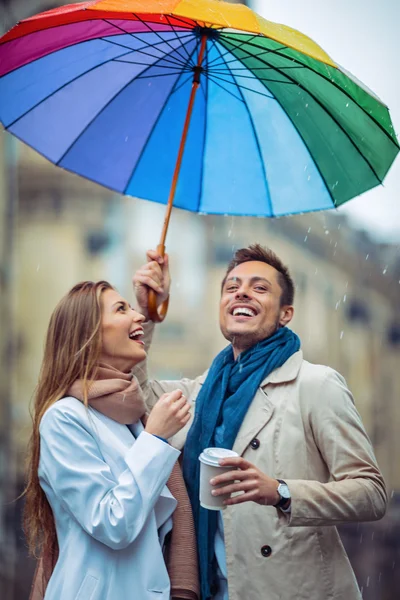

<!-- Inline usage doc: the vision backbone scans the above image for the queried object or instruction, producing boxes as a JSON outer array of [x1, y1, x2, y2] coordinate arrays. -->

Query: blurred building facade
[[0, 0, 399, 598]]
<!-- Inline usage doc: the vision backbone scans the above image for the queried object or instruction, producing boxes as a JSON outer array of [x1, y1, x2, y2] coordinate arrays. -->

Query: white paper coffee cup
[[199, 447, 239, 510]]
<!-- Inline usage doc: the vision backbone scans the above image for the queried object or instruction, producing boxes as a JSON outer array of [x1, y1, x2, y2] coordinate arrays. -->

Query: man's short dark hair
[[222, 244, 295, 306]]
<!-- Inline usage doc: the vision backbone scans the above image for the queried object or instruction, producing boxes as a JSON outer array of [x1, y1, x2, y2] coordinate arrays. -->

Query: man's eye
[[226, 286, 238, 292], [117, 305, 125, 312]]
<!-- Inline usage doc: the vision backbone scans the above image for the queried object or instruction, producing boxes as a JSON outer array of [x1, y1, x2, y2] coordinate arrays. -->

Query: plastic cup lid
[[199, 447, 238, 466]]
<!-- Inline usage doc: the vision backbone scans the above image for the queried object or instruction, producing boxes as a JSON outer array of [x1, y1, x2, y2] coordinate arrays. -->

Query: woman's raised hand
[[144, 389, 191, 440], [133, 250, 171, 320]]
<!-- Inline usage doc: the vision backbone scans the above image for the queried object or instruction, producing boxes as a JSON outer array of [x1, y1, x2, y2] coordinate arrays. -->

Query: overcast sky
[[251, 0, 400, 243]]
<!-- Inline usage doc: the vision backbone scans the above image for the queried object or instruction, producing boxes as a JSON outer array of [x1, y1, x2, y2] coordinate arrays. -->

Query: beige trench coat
[[134, 324, 387, 600]]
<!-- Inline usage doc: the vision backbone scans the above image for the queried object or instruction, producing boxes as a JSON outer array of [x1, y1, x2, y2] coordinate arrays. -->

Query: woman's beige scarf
[[30, 365, 199, 600]]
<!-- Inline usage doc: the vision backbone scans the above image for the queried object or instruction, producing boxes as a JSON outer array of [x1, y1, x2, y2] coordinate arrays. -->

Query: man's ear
[[279, 305, 294, 327]]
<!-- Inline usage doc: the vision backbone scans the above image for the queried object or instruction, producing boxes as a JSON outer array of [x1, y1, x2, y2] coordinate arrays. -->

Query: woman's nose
[[131, 309, 145, 322]]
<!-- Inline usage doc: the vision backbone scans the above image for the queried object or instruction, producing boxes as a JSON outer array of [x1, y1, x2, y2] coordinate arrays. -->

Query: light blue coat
[[38, 397, 180, 600]]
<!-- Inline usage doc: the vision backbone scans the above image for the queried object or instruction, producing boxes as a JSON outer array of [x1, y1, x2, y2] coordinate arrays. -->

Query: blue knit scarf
[[182, 326, 301, 600]]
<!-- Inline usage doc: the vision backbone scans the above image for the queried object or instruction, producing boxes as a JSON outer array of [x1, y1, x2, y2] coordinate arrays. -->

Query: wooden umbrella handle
[[147, 36, 207, 324], [147, 244, 170, 323]]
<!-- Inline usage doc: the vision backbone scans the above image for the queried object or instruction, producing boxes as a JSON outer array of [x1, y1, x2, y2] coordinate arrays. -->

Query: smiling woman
[[23, 280, 199, 600]]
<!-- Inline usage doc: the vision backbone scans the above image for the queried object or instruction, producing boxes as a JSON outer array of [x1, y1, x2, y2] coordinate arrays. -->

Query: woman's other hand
[[133, 250, 171, 320], [145, 389, 191, 440]]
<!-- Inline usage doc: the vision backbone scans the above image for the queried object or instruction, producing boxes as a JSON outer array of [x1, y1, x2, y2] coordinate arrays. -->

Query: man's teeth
[[232, 307, 256, 317]]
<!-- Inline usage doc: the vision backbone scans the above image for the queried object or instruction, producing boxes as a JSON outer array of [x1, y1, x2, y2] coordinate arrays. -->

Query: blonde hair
[[23, 280, 114, 556]]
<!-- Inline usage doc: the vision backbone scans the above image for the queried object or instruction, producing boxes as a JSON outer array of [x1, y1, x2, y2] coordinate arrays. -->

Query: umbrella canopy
[[0, 0, 398, 219]]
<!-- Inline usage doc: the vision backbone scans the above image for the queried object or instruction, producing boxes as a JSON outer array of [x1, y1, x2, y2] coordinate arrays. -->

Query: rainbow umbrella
[[0, 0, 398, 320]]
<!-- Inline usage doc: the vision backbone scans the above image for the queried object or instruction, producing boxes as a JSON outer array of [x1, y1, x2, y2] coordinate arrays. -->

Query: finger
[[146, 249, 164, 265], [212, 480, 257, 497], [176, 403, 191, 420], [219, 457, 250, 469], [136, 264, 163, 283], [210, 469, 248, 486], [181, 412, 191, 426], [223, 490, 258, 506], [134, 274, 164, 294], [167, 389, 184, 403]]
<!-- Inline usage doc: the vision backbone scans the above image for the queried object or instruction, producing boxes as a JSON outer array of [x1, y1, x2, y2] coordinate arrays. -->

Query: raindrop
[[325, 230, 329, 235], [365, 254, 369, 260], [308, 227, 311, 233], [305, 103, 309, 108], [304, 165, 308, 172], [366, 577, 370, 588], [314, 268, 318, 275], [36, 264, 40, 272], [343, 294, 347, 303], [346, 102, 349, 107], [125, 136, 129, 142], [340, 331, 344, 339], [383, 266, 388, 274], [228, 229, 232, 238], [307, 175, 311, 181], [304, 236, 308, 242]]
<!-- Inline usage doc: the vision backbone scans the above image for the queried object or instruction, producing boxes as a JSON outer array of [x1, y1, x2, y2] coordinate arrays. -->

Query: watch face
[[278, 483, 290, 500]]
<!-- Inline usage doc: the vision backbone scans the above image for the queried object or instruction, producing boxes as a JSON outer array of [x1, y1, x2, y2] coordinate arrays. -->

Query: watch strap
[[273, 479, 290, 508]]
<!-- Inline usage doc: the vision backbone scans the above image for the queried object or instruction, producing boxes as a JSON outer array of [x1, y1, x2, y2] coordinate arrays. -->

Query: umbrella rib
[[4, 47, 136, 130], [206, 72, 275, 100], [54, 42, 195, 168], [136, 70, 192, 79], [209, 41, 288, 70], [208, 70, 297, 85], [122, 41, 199, 195], [205, 39, 244, 102], [113, 58, 192, 73], [172, 72, 195, 94], [213, 42, 273, 216], [158, 13, 195, 31], [132, 13, 194, 67], [223, 36, 398, 149], [197, 39, 209, 213], [102, 27, 193, 55], [219, 39, 385, 183], [102, 19, 191, 69], [212, 65, 304, 72], [164, 15, 194, 64], [206, 74, 244, 103], [206, 32, 261, 69]]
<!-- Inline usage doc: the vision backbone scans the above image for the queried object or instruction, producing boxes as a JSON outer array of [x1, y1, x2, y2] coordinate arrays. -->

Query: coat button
[[261, 545, 272, 558], [250, 438, 260, 449]]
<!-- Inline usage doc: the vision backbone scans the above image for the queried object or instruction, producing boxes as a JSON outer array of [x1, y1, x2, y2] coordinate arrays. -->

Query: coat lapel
[[232, 351, 303, 457], [233, 387, 275, 457]]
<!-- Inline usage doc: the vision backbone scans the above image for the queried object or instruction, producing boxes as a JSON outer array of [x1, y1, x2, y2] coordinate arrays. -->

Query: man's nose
[[235, 286, 251, 299]]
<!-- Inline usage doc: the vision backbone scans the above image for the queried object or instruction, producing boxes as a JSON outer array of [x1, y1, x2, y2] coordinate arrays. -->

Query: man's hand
[[133, 250, 171, 320], [210, 457, 281, 507]]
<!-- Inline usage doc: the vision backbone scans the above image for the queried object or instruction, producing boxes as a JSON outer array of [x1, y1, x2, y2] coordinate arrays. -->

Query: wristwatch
[[273, 479, 291, 509]]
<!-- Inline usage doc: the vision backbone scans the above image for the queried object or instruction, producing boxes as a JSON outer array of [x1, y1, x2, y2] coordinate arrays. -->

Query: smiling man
[[133, 244, 386, 600]]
